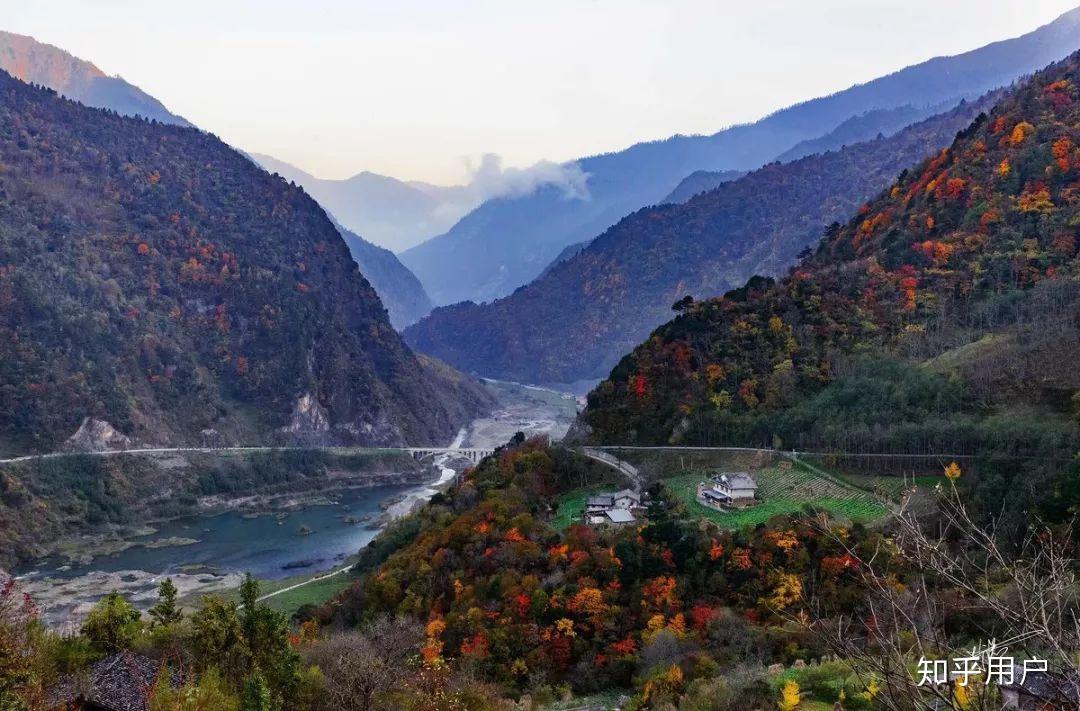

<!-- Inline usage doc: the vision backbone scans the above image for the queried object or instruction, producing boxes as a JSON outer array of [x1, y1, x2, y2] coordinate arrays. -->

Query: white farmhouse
[[585, 489, 642, 526], [698, 472, 758, 509]]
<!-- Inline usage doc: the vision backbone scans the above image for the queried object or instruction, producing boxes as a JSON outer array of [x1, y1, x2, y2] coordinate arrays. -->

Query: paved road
[[579, 447, 642, 492], [0, 445, 484, 466], [1, 443, 994, 468]]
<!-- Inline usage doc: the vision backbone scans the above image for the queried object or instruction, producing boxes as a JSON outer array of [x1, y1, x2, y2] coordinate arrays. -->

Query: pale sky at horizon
[[5, 1, 1080, 184]]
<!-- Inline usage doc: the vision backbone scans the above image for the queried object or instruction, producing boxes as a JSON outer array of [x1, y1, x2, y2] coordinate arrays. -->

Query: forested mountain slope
[[661, 169, 744, 205], [0, 30, 189, 126], [400, 8, 1080, 307], [335, 223, 433, 329], [0, 70, 490, 454], [581, 52, 1080, 458], [404, 95, 999, 388]]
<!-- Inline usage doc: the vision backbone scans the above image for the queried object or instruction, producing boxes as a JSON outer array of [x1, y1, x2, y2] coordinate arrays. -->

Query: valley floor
[[11, 380, 580, 626]]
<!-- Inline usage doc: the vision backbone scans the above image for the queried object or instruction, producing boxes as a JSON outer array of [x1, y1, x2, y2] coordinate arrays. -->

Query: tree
[[190, 596, 246, 684], [150, 668, 240, 711], [240, 673, 272, 711], [149, 578, 183, 627], [0, 576, 43, 709], [672, 295, 695, 312], [81, 592, 142, 653], [778, 679, 800, 710], [805, 481, 1080, 710]]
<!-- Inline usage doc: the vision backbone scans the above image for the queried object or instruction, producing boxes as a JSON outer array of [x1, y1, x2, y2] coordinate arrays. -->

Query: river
[[14, 380, 579, 627]]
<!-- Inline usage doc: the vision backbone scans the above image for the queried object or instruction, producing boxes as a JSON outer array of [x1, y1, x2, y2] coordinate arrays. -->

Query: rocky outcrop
[[63, 419, 132, 453], [282, 393, 332, 444]]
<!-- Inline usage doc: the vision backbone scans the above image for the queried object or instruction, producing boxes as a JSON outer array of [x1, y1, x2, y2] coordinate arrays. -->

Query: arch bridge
[[404, 447, 495, 465]]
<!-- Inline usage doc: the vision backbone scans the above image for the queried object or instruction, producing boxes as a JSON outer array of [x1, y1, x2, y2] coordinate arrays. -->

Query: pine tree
[[148, 578, 182, 627], [240, 672, 272, 711]]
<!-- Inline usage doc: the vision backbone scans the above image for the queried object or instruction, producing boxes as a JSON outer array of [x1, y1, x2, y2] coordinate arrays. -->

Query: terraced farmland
[[663, 461, 889, 529]]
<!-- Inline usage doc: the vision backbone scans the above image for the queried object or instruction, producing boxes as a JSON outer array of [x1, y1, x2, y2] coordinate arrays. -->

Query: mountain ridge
[[249, 153, 472, 252], [579, 50, 1080, 453], [399, 7, 1080, 307], [0, 69, 490, 455], [403, 94, 1001, 388], [334, 222, 434, 329], [0, 30, 190, 126]]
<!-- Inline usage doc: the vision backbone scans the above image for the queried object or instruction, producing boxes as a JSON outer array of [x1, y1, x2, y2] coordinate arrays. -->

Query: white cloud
[[463, 153, 591, 202]]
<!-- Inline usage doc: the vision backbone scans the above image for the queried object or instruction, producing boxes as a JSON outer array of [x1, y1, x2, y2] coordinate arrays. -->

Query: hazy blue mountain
[[663, 169, 745, 204], [401, 7, 1080, 307], [0, 30, 189, 126], [772, 104, 945, 164], [251, 153, 472, 252], [403, 95, 998, 388], [334, 222, 434, 328]]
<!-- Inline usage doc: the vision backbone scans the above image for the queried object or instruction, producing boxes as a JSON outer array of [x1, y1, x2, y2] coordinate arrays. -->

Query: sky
[[5, 0, 1080, 184]]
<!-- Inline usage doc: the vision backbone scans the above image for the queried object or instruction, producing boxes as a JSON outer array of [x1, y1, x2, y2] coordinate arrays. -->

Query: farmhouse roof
[[605, 509, 636, 524], [49, 651, 181, 711]]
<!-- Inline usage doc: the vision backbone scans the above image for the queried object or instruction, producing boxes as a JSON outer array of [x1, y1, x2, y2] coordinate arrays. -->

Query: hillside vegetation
[[0, 70, 490, 454], [580, 51, 1080, 523], [335, 223, 433, 329]]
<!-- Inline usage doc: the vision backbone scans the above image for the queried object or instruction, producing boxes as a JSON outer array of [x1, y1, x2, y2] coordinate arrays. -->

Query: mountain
[[0, 30, 189, 126], [579, 51, 1080, 455], [250, 153, 472, 252], [770, 103, 950, 164], [335, 222, 433, 328], [0, 69, 491, 455], [399, 7, 1080, 307], [663, 169, 745, 204], [403, 94, 999, 389], [662, 106, 949, 205]]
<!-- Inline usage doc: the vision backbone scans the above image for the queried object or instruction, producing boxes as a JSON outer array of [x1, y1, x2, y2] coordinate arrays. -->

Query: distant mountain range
[[581, 50, 1080, 453], [0, 68, 490, 455], [400, 7, 1080, 308], [403, 94, 999, 388], [249, 153, 474, 253], [334, 222, 434, 329], [0, 30, 189, 126]]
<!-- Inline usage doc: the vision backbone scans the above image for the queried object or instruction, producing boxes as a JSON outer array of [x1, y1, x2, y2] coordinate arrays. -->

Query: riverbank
[[10, 380, 581, 626]]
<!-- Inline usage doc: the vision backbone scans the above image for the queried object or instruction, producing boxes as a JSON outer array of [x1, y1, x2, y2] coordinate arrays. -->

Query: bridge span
[[404, 447, 495, 464]]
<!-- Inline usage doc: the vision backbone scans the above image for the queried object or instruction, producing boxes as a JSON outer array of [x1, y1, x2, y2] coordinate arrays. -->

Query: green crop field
[[261, 571, 359, 616], [663, 462, 889, 529]]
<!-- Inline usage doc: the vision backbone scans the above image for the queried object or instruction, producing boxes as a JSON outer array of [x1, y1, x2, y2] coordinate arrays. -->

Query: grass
[[198, 563, 362, 619], [260, 570, 359, 616], [663, 462, 889, 529]]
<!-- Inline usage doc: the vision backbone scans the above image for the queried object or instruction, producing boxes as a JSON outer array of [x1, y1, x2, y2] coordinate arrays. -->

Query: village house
[[698, 472, 758, 510], [585, 488, 641, 526]]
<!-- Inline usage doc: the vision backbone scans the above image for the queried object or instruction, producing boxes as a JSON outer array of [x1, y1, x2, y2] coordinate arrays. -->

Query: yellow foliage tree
[[778, 679, 800, 710], [764, 573, 803, 611]]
